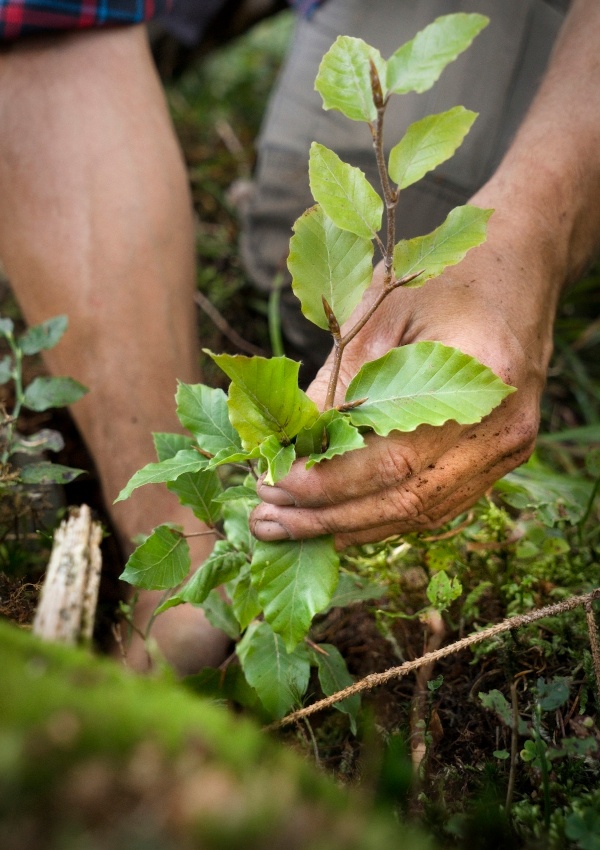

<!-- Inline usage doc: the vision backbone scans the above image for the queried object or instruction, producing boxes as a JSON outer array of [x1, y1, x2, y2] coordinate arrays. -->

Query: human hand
[[250, 204, 561, 548]]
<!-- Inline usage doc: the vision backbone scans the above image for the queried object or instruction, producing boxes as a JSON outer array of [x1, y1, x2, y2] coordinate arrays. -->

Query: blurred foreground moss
[[0, 620, 431, 850]]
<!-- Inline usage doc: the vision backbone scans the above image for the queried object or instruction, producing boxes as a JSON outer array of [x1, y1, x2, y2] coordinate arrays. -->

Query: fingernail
[[253, 520, 291, 541], [258, 484, 296, 506]]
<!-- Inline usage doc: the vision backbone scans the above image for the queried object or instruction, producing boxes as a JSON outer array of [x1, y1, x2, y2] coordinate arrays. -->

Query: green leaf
[[346, 341, 515, 436], [327, 570, 387, 609], [388, 107, 477, 190], [386, 13, 489, 94], [223, 497, 258, 554], [313, 643, 360, 733], [153, 432, 194, 462], [207, 352, 319, 447], [295, 410, 334, 458], [177, 541, 247, 605], [120, 524, 190, 590], [213, 485, 257, 504], [536, 676, 570, 712], [565, 809, 600, 850], [237, 621, 311, 719], [393, 205, 492, 285], [309, 143, 383, 238], [288, 205, 373, 330], [231, 571, 262, 630], [176, 382, 241, 455], [315, 35, 387, 122], [480, 689, 528, 735], [426, 570, 462, 612], [305, 411, 366, 468], [259, 435, 296, 485], [201, 589, 240, 640], [19, 315, 68, 355], [167, 467, 223, 526], [23, 376, 88, 412], [185, 666, 268, 719], [0, 355, 13, 384], [114, 449, 209, 502], [18, 461, 85, 485], [495, 459, 593, 526], [207, 445, 261, 469], [250, 537, 339, 651], [0, 318, 14, 337]]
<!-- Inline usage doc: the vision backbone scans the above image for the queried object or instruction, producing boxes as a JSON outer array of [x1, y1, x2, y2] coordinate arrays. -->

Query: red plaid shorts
[[0, 0, 173, 40]]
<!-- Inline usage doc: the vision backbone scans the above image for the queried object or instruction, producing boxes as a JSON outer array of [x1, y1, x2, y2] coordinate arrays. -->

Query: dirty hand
[[250, 202, 561, 548]]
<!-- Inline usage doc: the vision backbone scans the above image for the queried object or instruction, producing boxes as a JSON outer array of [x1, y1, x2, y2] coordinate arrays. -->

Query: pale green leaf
[[346, 341, 515, 435], [495, 459, 593, 526], [201, 589, 240, 640], [23, 376, 88, 412], [480, 689, 528, 735], [315, 35, 387, 122], [313, 643, 360, 733], [393, 205, 492, 285], [12, 429, 65, 455], [426, 570, 462, 612], [120, 524, 190, 590], [0, 355, 12, 384], [19, 315, 68, 355], [176, 382, 241, 455], [259, 435, 296, 485], [237, 621, 311, 718], [114, 449, 208, 502], [250, 537, 339, 651], [231, 572, 262, 630], [305, 411, 366, 468], [178, 541, 247, 605], [19, 462, 85, 485], [207, 352, 319, 447], [309, 143, 383, 238], [207, 445, 261, 469], [288, 205, 373, 330], [167, 467, 223, 525], [0, 318, 14, 336], [153, 432, 194, 461], [388, 107, 477, 190], [386, 13, 488, 94]]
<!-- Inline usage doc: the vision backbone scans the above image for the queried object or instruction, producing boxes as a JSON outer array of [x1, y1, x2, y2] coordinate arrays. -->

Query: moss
[[0, 620, 431, 850]]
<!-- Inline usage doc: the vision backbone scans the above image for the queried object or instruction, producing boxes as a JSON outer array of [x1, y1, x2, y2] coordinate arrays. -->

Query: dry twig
[[267, 589, 600, 731]]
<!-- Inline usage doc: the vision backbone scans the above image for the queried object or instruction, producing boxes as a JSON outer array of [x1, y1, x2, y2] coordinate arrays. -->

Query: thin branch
[[194, 290, 266, 357], [584, 599, 600, 699], [266, 589, 600, 731], [505, 679, 519, 812]]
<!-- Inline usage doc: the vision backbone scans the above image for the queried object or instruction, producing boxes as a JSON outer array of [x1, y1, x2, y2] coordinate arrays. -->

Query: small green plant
[[0, 314, 87, 571], [117, 14, 515, 721]]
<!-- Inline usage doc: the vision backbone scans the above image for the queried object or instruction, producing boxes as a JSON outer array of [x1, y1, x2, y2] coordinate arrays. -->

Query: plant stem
[[371, 101, 398, 284], [323, 269, 423, 410], [1, 333, 23, 465], [323, 86, 425, 410]]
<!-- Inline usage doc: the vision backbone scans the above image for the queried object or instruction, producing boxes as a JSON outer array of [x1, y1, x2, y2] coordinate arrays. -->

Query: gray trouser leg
[[241, 0, 567, 375]]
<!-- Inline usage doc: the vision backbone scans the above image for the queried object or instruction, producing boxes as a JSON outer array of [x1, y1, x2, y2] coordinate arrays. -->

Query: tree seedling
[[117, 13, 515, 723]]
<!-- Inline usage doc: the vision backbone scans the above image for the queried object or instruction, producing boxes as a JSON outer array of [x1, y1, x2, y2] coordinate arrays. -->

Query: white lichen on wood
[[33, 504, 103, 644]]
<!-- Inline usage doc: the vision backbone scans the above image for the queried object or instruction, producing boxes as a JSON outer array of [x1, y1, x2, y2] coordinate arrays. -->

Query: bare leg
[[0, 26, 229, 672]]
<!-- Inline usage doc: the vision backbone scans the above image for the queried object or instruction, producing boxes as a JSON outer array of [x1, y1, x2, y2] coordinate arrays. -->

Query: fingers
[[256, 422, 462, 508], [250, 402, 537, 547]]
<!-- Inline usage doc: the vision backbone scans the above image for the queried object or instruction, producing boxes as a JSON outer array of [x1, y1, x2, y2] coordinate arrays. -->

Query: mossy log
[[0, 620, 430, 850]]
